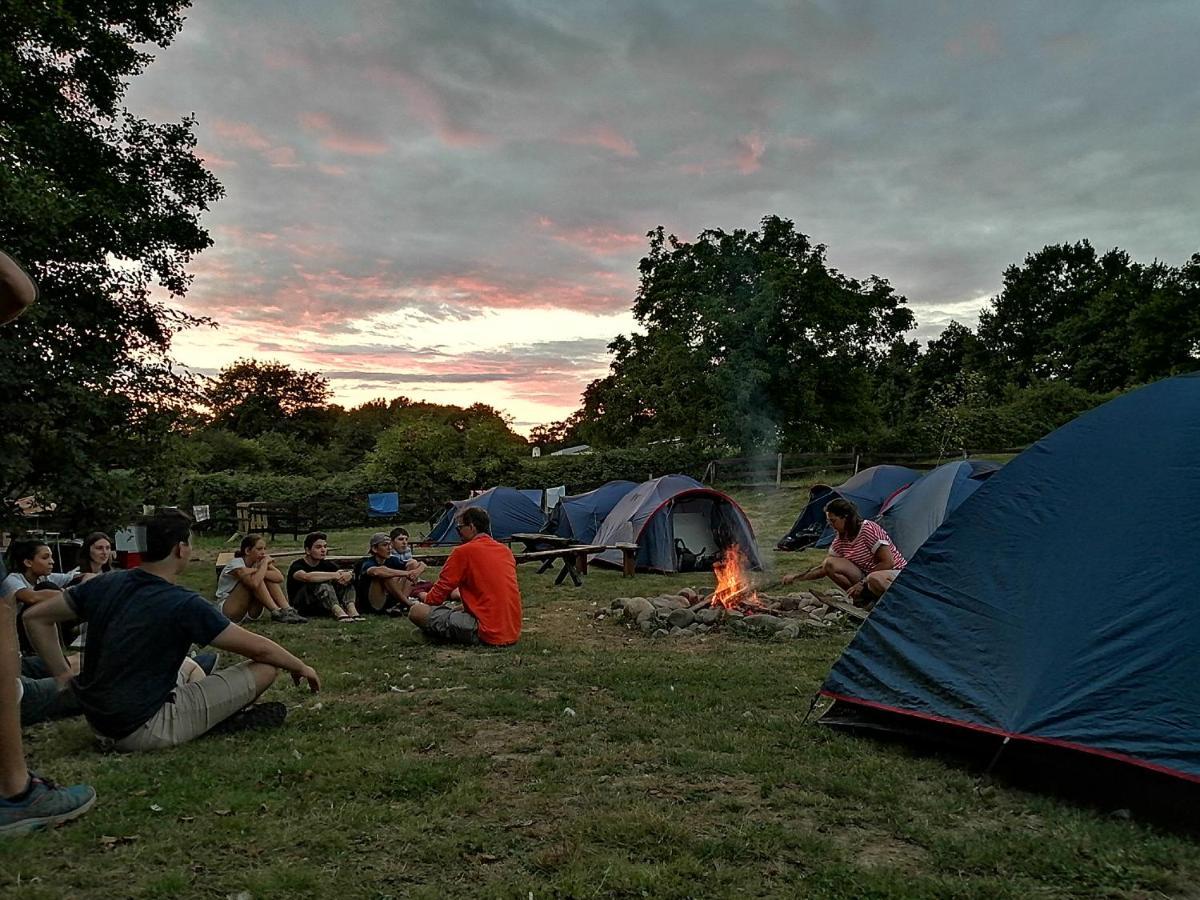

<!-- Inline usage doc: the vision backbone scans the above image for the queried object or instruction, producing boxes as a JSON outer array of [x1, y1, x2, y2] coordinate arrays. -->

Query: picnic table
[[511, 542, 607, 587], [509, 534, 639, 582]]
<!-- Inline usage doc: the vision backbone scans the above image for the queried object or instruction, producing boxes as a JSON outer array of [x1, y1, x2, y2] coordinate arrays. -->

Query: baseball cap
[[370, 532, 391, 547]]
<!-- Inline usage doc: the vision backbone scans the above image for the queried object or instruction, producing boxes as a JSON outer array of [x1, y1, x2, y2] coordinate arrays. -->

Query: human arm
[[292, 567, 344, 585], [365, 562, 407, 579], [424, 550, 465, 606], [405, 559, 427, 580], [0, 251, 37, 324], [10, 586, 68, 606], [780, 564, 825, 586], [263, 558, 284, 584], [231, 559, 267, 589], [209, 624, 320, 692], [21, 593, 80, 684]]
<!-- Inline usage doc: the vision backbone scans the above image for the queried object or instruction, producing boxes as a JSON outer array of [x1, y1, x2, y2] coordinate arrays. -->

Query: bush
[[518, 443, 711, 493]]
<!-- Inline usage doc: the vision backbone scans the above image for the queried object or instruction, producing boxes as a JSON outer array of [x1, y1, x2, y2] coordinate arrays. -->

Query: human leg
[[821, 556, 865, 592], [220, 583, 266, 624], [865, 569, 900, 597], [113, 661, 273, 751], [0, 593, 94, 834], [413, 604, 480, 645]]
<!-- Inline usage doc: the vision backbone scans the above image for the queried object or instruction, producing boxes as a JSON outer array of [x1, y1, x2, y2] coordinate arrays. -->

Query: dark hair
[[79, 532, 113, 574], [304, 531, 327, 551], [142, 511, 193, 562], [8, 539, 49, 576], [236, 533, 265, 558], [824, 497, 863, 539], [389, 527, 409, 540], [459, 506, 490, 534]]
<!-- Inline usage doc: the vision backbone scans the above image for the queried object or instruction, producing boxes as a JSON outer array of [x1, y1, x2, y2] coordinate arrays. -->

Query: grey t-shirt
[[1, 571, 72, 598], [215, 557, 247, 601]]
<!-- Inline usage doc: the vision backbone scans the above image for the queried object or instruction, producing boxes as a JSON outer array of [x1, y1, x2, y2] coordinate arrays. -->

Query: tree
[[363, 404, 526, 510], [976, 242, 1200, 393], [0, 2, 222, 525], [204, 359, 332, 437], [577, 216, 916, 452]]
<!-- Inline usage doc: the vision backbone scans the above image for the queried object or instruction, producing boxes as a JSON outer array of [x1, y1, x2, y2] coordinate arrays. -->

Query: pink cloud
[[196, 147, 238, 171], [299, 111, 390, 156], [735, 132, 766, 174], [537, 217, 645, 255], [368, 66, 490, 148], [946, 22, 1002, 58], [561, 124, 638, 158], [212, 119, 274, 152]]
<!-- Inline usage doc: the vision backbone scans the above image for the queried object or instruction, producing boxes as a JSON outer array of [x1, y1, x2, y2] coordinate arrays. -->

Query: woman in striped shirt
[[781, 498, 907, 605]]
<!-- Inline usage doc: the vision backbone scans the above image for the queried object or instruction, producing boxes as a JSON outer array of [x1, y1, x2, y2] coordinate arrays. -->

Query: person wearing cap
[[355, 532, 418, 614]]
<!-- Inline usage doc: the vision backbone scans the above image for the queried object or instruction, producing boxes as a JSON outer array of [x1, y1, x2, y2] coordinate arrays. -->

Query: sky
[[124, 1, 1200, 433]]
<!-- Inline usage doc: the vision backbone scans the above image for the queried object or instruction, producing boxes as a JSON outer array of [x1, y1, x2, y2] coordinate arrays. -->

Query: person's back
[[70, 568, 226, 739], [435, 534, 522, 645]]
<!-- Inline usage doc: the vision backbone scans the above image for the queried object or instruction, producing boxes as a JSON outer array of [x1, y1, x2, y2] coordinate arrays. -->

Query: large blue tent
[[425, 487, 547, 545], [777, 465, 920, 551], [821, 373, 1200, 783], [592, 475, 762, 573], [545, 480, 638, 543], [878, 459, 1001, 560]]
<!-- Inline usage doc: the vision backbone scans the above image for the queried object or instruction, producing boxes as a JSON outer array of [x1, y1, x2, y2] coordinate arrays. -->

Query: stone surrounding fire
[[602, 588, 849, 640]]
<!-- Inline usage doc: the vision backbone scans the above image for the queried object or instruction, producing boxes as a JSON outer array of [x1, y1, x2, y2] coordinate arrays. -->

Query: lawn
[[3, 482, 1199, 898]]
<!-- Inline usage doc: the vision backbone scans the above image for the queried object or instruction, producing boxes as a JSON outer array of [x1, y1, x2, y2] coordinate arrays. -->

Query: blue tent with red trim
[[591, 474, 762, 573], [821, 373, 1200, 783], [546, 480, 638, 543]]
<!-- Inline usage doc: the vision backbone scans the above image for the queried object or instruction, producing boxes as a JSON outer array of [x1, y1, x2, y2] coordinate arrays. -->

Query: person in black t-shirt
[[287, 532, 361, 621], [23, 511, 320, 752], [356, 533, 415, 614]]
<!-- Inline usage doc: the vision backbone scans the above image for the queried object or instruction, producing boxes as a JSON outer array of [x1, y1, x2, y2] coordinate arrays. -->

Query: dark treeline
[[534, 218, 1200, 461]]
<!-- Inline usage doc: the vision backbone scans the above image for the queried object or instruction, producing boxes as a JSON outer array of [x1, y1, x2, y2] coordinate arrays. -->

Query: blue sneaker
[[0, 773, 96, 837], [191, 651, 219, 675]]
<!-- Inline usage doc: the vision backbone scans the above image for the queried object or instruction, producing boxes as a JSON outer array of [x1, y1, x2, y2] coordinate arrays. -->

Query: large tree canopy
[[580, 216, 915, 452], [977, 242, 1200, 393], [0, 0, 221, 525]]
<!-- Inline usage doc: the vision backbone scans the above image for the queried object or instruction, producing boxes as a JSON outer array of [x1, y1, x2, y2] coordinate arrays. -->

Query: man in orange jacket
[[404, 506, 522, 646]]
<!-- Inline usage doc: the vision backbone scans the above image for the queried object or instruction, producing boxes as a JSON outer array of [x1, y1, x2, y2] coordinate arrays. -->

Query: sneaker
[[0, 773, 96, 837], [282, 607, 307, 624], [208, 701, 288, 736], [191, 651, 219, 675]]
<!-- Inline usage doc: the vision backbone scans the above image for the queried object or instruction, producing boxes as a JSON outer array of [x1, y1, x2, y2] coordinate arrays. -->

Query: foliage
[[518, 442, 712, 493], [0, 0, 221, 526], [577, 216, 915, 453], [362, 403, 527, 510], [204, 358, 332, 437], [977, 242, 1200, 393]]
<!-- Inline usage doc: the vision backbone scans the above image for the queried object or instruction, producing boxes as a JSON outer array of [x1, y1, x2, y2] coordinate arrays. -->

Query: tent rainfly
[[776, 465, 920, 551]]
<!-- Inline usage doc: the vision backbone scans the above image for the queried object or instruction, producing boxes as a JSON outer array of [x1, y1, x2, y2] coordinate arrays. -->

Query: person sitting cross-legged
[[287, 532, 362, 622], [22, 511, 320, 752], [216, 534, 306, 625], [400, 507, 522, 647], [355, 532, 417, 615]]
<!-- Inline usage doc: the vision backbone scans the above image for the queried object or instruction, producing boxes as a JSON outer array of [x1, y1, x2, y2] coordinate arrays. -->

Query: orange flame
[[710, 545, 759, 609]]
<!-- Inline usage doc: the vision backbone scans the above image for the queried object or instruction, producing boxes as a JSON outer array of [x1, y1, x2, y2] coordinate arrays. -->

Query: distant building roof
[[550, 444, 592, 456]]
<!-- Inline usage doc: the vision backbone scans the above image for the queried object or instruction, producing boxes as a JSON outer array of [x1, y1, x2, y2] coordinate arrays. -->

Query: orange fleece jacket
[[425, 534, 522, 645]]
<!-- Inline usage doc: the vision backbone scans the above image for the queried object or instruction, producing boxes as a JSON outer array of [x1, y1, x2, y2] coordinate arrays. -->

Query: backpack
[[674, 538, 705, 573]]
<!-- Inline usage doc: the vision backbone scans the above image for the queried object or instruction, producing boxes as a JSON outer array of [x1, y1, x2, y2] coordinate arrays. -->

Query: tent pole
[[801, 690, 822, 725], [984, 735, 1011, 775]]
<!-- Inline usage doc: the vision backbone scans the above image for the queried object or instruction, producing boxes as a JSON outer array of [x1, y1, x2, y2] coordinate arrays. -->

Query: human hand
[[292, 665, 321, 693], [780, 573, 798, 585], [846, 581, 864, 599]]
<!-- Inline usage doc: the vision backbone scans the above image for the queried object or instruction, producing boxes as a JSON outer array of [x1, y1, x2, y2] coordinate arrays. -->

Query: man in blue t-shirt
[[23, 511, 320, 752]]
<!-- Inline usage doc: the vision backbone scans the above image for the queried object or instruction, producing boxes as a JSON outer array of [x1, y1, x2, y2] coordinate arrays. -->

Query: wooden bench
[[613, 542, 639, 578], [512, 544, 607, 586]]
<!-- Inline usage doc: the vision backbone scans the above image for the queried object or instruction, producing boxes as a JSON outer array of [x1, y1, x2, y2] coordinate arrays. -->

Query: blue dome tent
[[425, 487, 547, 545], [821, 373, 1200, 783], [777, 465, 920, 551], [592, 475, 762, 573], [877, 459, 1001, 560], [545, 481, 638, 543]]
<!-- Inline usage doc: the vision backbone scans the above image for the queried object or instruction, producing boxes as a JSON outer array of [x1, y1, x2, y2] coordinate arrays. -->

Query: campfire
[[598, 545, 865, 641], [707, 545, 763, 611]]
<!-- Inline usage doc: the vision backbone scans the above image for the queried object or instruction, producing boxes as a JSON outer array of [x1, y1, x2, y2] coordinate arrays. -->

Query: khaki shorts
[[111, 661, 259, 752], [421, 605, 480, 645]]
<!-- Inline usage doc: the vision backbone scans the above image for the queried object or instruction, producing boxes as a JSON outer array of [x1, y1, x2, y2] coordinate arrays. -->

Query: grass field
[[3, 482, 1199, 898]]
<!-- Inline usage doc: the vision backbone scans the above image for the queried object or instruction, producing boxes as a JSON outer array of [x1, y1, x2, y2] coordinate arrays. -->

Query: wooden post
[[775, 452, 783, 488], [853, 450, 861, 474]]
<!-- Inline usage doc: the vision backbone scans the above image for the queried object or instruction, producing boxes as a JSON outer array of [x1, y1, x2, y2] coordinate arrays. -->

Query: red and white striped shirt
[[829, 520, 907, 573]]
